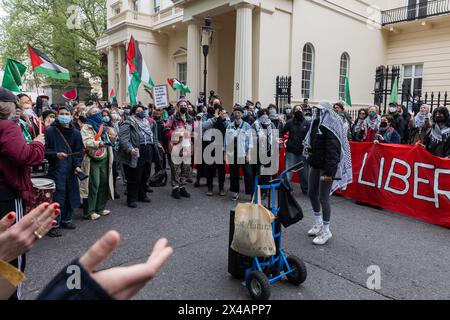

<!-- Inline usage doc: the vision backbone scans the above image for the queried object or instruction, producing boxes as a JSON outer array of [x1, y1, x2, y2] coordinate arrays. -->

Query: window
[[301, 43, 315, 99], [114, 7, 121, 15], [338, 53, 350, 100], [177, 62, 187, 97], [402, 64, 423, 98], [154, 0, 160, 13]]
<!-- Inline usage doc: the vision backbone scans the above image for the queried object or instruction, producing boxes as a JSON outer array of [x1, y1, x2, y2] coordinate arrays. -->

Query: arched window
[[301, 43, 315, 99], [339, 52, 350, 100]]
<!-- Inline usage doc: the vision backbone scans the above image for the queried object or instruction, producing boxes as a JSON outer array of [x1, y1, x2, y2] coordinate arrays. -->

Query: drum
[[27, 178, 56, 214], [31, 159, 49, 177]]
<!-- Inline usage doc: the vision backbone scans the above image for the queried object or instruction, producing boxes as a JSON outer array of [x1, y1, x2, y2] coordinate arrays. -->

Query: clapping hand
[[0, 203, 59, 262]]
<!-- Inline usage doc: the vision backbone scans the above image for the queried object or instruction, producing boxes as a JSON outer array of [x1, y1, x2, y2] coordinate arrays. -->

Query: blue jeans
[[285, 152, 308, 193]]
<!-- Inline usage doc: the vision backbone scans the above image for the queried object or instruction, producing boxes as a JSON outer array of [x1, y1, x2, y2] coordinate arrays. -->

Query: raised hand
[[79, 231, 173, 300]]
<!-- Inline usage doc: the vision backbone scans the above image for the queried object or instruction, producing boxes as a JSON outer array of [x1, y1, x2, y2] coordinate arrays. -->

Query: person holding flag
[[79, 107, 116, 221]]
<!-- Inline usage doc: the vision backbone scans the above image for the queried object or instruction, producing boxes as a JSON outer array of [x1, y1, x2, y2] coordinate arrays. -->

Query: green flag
[[344, 77, 352, 107], [2, 58, 27, 92], [390, 77, 399, 104]]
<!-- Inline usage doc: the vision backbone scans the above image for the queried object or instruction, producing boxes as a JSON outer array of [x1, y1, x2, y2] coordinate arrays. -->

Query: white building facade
[[97, 0, 450, 111]]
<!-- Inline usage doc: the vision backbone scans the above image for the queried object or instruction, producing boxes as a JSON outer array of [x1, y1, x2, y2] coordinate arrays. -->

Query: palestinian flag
[[143, 83, 153, 99], [126, 36, 155, 106], [344, 77, 352, 107], [62, 88, 77, 100], [390, 77, 399, 104], [109, 88, 117, 104], [1, 58, 27, 93], [168, 78, 190, 93], [28, 44, 70, 81]]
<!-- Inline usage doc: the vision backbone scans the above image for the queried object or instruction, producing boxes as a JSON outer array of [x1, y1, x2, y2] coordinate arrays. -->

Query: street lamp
[[74, 59, 81, 102], [201, 17, 214, 107]]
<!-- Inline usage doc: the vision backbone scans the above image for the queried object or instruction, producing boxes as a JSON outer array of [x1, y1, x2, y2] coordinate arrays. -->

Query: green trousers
[[84, 157, 109, 216]]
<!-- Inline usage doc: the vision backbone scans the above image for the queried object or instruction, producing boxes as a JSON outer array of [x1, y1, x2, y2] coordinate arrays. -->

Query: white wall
[[291, 0, 388, 106], [255, 7, 292, 107]]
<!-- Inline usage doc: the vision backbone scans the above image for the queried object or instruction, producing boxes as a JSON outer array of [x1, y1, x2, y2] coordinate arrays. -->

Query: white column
[[234, 3, 254, 105], [107, 47, 116, 100], [117, 44, 127, 105], [187, 20, 201, 103]]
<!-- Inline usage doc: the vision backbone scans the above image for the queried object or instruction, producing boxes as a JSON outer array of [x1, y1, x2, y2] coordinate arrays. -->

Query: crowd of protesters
[[1, 83, 450, 300]]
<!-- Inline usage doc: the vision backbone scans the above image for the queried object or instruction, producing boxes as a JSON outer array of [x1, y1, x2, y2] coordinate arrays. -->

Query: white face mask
[[23, 108, 35, 118], [389, 107, 397, 113]]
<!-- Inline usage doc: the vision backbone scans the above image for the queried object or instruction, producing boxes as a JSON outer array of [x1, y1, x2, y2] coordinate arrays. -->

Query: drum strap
[[55, 127, 73, 155]]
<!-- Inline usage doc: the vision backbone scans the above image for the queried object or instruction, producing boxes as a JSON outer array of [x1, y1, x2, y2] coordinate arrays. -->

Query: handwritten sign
[[153, 85, 169, 109]]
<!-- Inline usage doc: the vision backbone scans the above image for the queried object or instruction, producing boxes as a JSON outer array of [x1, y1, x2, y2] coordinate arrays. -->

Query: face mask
[[435, 115, 445, 123], [389, 107, 397, 113], [243, 111, 248, 118], [380, 121, 388, 128], [370, 111, 376, 118], [144, 111, 149, 118], [112, 114, 120, 121], [102, 116, 110, 123], [87, 112, 102, 124], [285, 109, 292, 115], [294, 111, 302, 118], [58, 115, 72, 125], [136, 111, 146, 119], [23, 109, 35, 118], [304, 115, 312, 122], [118, 110, 125, 116], [180, 107, 188, 114]]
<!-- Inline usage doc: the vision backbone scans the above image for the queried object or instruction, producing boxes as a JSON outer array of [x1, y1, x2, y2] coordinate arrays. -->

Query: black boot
[[180, 187, 191, 198], [172, 187, 181, 199]]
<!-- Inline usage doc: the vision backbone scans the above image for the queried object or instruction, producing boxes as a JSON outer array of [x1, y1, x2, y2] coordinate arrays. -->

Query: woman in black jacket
[[119, 105, 154, 208], [304, 101, 352, 246]]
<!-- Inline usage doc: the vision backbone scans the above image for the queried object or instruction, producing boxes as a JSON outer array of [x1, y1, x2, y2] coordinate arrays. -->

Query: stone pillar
[[187, 20, 201, 103], [234, 3, 254, 105], [117, 44, 127, 105], [107, 47, 116, 101]]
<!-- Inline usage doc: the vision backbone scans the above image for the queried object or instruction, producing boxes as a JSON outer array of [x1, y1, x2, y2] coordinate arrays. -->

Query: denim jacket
[[225, 120, 253, 158]]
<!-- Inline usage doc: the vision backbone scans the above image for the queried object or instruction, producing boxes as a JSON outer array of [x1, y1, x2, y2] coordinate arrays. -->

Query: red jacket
[[0, 120, 45, 203]]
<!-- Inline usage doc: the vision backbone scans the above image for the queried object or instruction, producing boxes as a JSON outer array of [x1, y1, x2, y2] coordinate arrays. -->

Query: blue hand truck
[[232, 161, 308, 300]]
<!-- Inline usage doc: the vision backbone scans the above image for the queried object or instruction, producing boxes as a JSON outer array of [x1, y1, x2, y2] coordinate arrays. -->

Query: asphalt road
[[22, 177, 450, 300]]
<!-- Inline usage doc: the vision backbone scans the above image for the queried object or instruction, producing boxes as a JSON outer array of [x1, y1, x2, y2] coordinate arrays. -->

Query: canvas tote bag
[[231, 187, 276, 257]]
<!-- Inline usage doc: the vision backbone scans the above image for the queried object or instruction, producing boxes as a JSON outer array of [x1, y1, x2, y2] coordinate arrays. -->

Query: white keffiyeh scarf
[[304, 101, 353, 194]]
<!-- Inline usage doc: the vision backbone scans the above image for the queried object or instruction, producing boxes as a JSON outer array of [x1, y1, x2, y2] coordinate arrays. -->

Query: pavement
[[22, 177, 450, 300]]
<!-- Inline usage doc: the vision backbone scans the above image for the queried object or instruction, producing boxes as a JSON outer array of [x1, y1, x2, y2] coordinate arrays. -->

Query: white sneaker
[[308, 223, 323, 236], [232, 193, 239, 201], [313, 231, 333, 245]]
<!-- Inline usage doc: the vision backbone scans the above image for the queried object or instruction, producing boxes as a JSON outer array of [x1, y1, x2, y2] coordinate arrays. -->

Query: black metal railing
[[382, 0, 450, 25], [275, 76, 292, 113], [400, 87, 448, 112]]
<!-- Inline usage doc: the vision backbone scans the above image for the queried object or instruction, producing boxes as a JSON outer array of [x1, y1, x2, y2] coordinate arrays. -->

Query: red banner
[[336, 142, 450, 228]]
